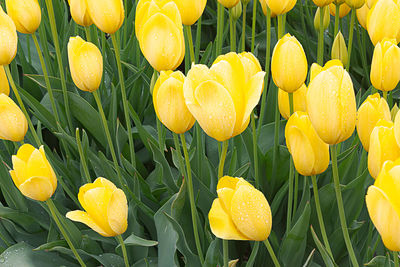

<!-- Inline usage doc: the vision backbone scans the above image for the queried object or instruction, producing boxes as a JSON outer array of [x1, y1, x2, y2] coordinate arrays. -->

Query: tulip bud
[[312, 0, 335, 7], [218, 0, 240, 8], [306, 60, 357, 144], [314, 7, 330, 31], [329, 3, 351, 18], [68, 36, 103, 93], [0, 7, 17, 65], [0, 66, 10, 96], [5, 0, 41, 34], [278, 84, 307, 120], [259, 0, 278, 17], [331, 31, 348, 66], [136, 0, 185, 72], [271, 34, 308, 93], [10, 144, 57, 201], [370, 38, 400, 92], [66, 177, 128, 237], [68, 0, 93, 27], [231, 1, 242, 21], [208, 176, 272, 241], [392, 103, 399, 121], [172, 0, 207, 25], [184, 52, 265, 141], [356, 4, 369, 29], [345, 0, 365, 9], [0, 94, 27, 142], [356, 93, 391, 151], [367, 0, 400, 45], [86, 0, 124, 34], [368, 120, 400, 179], [265, 0, 296, 15], [366, 158, 400, 251]]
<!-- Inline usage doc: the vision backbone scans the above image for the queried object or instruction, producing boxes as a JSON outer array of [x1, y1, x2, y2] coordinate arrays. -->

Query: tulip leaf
[[117, 233, 158, 248], [310, 227, 337, 267], [365, 256, 394, 267]]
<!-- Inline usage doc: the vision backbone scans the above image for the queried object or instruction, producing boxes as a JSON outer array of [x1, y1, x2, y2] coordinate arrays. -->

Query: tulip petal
[[370, 42, 383, 90], [94, 177, 118, 192], [26, 149, 54, 181], [382, 45, 400, 91], [0, 95, 28, 142], [19, 176, 54, 202], [11, 156, 27, 187], [0, 66, 9, 96], [375, 163, 400, 215], [217, 188, 235, 215], [38, 146, 57, 191], [86, 0, 124, 34], [107, 189, 128, 235], [66, 210, 110, 237], [217, 176, 240, 190]]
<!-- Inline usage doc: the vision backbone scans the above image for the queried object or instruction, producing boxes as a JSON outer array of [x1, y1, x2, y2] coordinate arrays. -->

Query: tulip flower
[[0, 6, 17, 65], [259, 0, 278, 17], [153, 71, 196, 134], [5, 0, 41, 34], [345, 0, 364, 9], [10, 144, 57, 202], [86, 0, 124, 34], [184, 52, 265, 141], [357, 94, 391, 151], [356, 4, 369, 29], [367, 0, 400, 45], [271, 34, 308, 93], [393, 111, 400, 147], [172, 0, 207, 25], [0, 66, 9, 96], [68, 36, 103, 93], [368, 120, 400, 179], [66, 177, 128, 237], [366, 158, 400, 251], [136, 0, 185, 71], [329, 3, 351, 18], [331, 31, 348, 66], [0, 94, 27, 142], [314, 7, 330, 31], [208, 176, 272, 241], [68, 0, 93, 27], [392, 104, 399, 121], [306, 60, 356, 145], [218, 0, 240, 8], [278, 84, 307, 120], [312, 0, 335, 7], [370, 38, 400, 92], [265, 0, 296, 15], [231, 1, 242, 20]]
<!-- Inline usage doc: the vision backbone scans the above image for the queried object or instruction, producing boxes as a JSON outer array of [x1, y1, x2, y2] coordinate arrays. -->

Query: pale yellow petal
[[66, 210, 110, 237], [107, 189, 128, 235], [19, 176, 54, 201]]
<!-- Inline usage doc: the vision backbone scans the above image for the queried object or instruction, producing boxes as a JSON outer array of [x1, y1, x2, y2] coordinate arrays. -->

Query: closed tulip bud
[[5, 0, 41, 34], [259, 0, 278, 17], [68, 36, 103, 93], [184, 52, 265, 141], [136, 0, 185, 71], [10, 144, 57, 202], [68, 0, 93, 27], [153, 71, 195, 134], [231, 1, 242, 20], [285, 112, 330, 176], [356, 4, 369, 29], [370, 39, 400, 92], [86, 0, 124, 34], [172, 0, 207, 25], [218, 0, 240, 8], [331, 31, 348, 66], [312, 0, 335, 7], [278, 84, 307, 120], [366, 158, 400, 251], [314, 7, 330, 31], [265, 0, 296, 15], [345, 0, 365, 9], [0, 7, 17, 65], [0, 94, 27, 142], [271, 34, 308, 93], [357, 93, 391, 151], [367, 0, 400, 45], [208, 176, 272, 241], [368, 120, 400, 179], [392, 103, 399, 121], [329, 3, 351, 18], [306, 60, 356, 144], [66, 177, 128, 237], [0, 66, 9, 96]]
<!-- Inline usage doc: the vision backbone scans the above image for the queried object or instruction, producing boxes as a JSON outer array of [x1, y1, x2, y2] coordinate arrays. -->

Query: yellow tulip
[[367, 0, 400, 45], [172, 0, 206, 25], [231, 1, 242, 20], [306, 60, 356, 145], [0, 94, 27, 142], [278, 84, 307, 120], [0, 66, 9, 96], [345, 0, 365, 9], [183, 52, 265, 141], [218, 0, 240, 8], [312, 0, 335, 7], [10, 144, 57, 202], [135, 0, 185, 71], [271, 34, 308, 93], [366, 158, 400, 251], [259, 0, 278, 17], [333, 0, 345, 4], [208, 176, 272, 241], [368, 120, 400, 179], [370, 38, 400, 92], [68, 36, 103, 93], [356, 4, 369, 29], [329, 3, 351, 18], [393, 110, 400, 147], [285, 112, 330, 176], [366, 0, 378, 8], [265, 0, 296, 15], [392, 104, 399, 121], [314, 7, 330, 31], [357, 93, 391, 151], [331, 31, 348, 66], [86, 0, 124, 34], [68, 0, 93, 27], [66, 177, 128, 237], [0, 6, 17, 65], [5, 0, 41, 34], [153, 71, 196, 134]]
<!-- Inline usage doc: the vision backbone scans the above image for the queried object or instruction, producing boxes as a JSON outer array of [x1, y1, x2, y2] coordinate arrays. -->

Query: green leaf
[[365, 256, 394, 267], [310, 227, 337, 267], [117, 233, 158, 248]]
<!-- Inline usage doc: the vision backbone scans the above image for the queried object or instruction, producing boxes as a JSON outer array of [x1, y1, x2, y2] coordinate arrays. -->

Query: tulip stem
[[251, 0, 257, 53], [173, 133, 185, 177], [217, 3, 225, 55], [4, 65, 41, 147], [317, 6, 325, 65], [111, 34, 136, 168], [184, 25, 196, 63], [229, 9, 236, 52], [263, 239, 281, 267], [84, 27, 91, 42], [218, 140, 229, 179], [76, 128, 91, 183], [334, 4, 340, 38], [287, 94, 295, 231], [383, 91, 388, 101], [195, 16, 202, 62], [116, 235, 129, 267], [293, 171, 299, 216], [241, 3, 247, 52], [311, 175, 334, 259], [223, 240, 229, 267], [345, 9, 356, 71], [46, 199, 86, 267], [330, 145, 359, 267], [251, 112, 260, 188], [393, 252, 399, 267], [180, 133, 205, 264]]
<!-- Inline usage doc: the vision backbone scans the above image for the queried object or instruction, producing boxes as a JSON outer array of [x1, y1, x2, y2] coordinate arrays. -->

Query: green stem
[[173, 133, 185, 177], [246, 242, 260, 266], [218, 140, 229, 179], [317, 6, 325, 65], [4, 65, 41, 146], [287, 157, 294, 230], [223, 239, 229, 267], [241, 4, 247, 52], [251, 0, 257, 53], [84, 27, 91, 42], [263, 240, 281, 267], [334, 4, 340, 38], [116, 235, 129, 267], [293, 171, 298, 216], [46, 199, 86, 267], [277, 15, 284, 39], [180, 134, 204, 264], [184, 25, 196, 63], [311, 175, 334, 259], [229, 9, 236, 52], [217, 3, 225, 55], [76, 128, 91, 183], [123, 0, 128, 45], [157, 118, 164, 152], [330, 145, 359, 267], [111, 34, 136, 168], [195, 16, 202, 62], [383, 91, 388, 101], [346, 9, 356, 71], [394, 252, 399, 267], [251, 112, 259, 188]]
